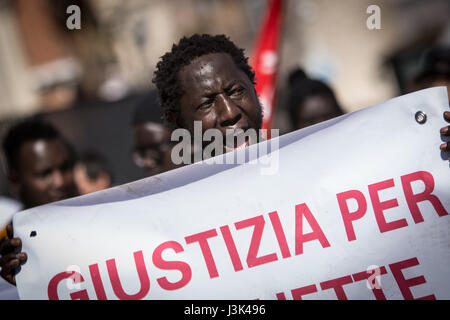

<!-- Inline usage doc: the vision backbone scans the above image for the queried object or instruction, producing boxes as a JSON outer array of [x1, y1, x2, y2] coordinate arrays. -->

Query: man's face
[[176, 53, 263, 152], [132, 122, 173, 176], [11, 139, 76, 208]]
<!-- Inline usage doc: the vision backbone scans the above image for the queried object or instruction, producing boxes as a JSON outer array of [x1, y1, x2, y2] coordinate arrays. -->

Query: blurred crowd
[[1, 45, 448, 213]]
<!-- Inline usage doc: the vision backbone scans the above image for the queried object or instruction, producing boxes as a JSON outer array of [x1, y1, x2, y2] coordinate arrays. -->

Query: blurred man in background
[[74, 151, 113, 195], [0, 119, 77, 297], [287, 68, 344, 131], [2, 119, 77, 210], [131, 92, 177, 176]]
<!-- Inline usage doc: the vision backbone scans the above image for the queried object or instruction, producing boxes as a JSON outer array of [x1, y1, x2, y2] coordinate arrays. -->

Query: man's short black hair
[[2, 119, 69, 171], [153, 34, 256, 126]]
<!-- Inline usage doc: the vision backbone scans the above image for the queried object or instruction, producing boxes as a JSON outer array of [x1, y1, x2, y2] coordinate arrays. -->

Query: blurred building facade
[[0, 0, 449, 119], [0, 0, 259, 119]]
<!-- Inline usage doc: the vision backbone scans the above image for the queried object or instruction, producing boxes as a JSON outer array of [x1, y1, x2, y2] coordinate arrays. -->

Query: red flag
[[250, 0, 284, 138]]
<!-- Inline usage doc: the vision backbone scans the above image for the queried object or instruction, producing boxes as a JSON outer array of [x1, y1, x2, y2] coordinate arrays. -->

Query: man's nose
[[217, 95, 242, 129]]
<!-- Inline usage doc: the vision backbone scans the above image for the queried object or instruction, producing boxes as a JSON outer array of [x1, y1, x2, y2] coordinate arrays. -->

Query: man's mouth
[[223, 135, 250, 152]]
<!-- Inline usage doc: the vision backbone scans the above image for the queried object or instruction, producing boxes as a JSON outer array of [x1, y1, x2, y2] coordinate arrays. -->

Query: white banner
[[14, 87, 450, 300]]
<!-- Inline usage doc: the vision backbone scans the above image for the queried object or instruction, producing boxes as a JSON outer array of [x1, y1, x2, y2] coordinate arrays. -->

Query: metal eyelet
[[415, 111, 427, 124]]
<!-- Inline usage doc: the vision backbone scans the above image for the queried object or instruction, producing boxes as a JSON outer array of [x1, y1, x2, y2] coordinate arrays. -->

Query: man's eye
[[197, 101, 213, 110], [230, 87, 245, 97]]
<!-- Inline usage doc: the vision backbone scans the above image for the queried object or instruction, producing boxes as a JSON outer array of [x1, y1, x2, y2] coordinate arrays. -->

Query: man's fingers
[[0, 253, 20, 273], [440, 142, 450, 152], [0, 238, 21, 255], [0, 267, 16, 286], [444, 111, 450, 122], [0, 251, 26, 287], [0, 253, 27, 270], [0, 238, 11, 255], [0, 224, 24, 287], [442, 112, 450, 137], [441, 125, 450, 136], [441, 112, 450, 158], [0, 270, 16, 286], [17, 252, 27, 263]]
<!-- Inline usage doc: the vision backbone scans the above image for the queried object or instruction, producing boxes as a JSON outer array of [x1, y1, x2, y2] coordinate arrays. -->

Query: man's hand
[[0, 223, 27, 286], [441, 111, 450, 159]]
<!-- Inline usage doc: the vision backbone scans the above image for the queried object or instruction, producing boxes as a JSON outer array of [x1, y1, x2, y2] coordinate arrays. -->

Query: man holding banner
[[1, 33, 450, 300], [0, 120, 77, 296]]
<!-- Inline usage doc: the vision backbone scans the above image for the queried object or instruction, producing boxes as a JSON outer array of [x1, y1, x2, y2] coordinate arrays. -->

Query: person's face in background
[[293, 95, 342, 130], [132, 122, 174, 176], [9, 139, 77, 208], [73, 163, 111, 195]]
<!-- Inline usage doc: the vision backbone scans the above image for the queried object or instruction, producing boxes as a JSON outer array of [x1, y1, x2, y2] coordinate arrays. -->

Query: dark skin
[[11, 139, 75, 208], [441, 112, 450, 151], [174, 53, 263, 152], [132, 122, 174, 176], [2, 53, 450, 287], [0, 138, 76, 285]]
